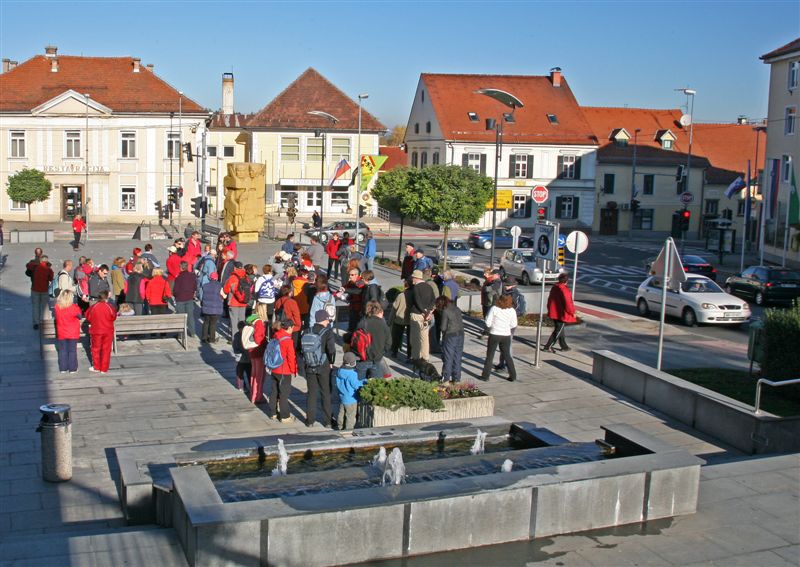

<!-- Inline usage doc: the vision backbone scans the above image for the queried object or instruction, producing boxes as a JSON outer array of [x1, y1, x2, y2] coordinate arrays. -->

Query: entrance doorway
[[62, 185, 84, 220], [599, 208, 618, 235]]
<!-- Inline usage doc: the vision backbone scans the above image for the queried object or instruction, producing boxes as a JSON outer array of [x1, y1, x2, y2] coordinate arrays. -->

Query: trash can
[[748, 319, 765, 365], [36, 403, 72, 482]]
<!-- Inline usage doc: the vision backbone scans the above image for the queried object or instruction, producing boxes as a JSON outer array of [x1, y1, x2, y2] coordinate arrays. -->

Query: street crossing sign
[[533, 222, 558, 262]]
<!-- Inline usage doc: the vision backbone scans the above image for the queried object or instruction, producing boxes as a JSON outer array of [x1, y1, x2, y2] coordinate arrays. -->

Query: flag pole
[[783, 165, 791, 268], [759, 163, 769, 266], [656, 237, 672, 371], [741, 161, 750, 273]]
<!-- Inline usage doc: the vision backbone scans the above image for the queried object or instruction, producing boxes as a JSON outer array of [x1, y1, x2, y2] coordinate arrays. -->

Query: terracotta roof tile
[[379, 145, 407, 171], [210, 113, 253, 129], [760, 37, 800, 60], [421, 73, 597, 146], [248, 68, 385, 132], [691, 122, 766, 180], [582, 106, 691, 152], [0, 54, 205, 114]]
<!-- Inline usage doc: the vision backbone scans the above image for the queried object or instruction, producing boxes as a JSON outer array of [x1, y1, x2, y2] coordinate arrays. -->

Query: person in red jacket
[[185, 231, 202, 267], [72, 214, 87, 251], [274, 285, 301, 352], [144, 268, 172, 314], [223, 262, 250, 344], [54, 290, 82, 373], [125, 247, 142, 275], [220, 232, 238, 260], [249, 303, 270, 404], [325, 233, 342, 280], [86, 290, 117, 373], [27, 254, 54, 329], [543, 273, 577, 353], [166, 246, 183, 284], [268, 320, 297, 422]]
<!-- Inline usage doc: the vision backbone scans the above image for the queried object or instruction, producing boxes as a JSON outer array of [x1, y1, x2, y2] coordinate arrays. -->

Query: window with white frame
[[785, 106, 796, 135], [632, 209, 653, 230], [65, 131, 81, 158], [557, 196, 576, 219], [737, 199, 746, 216], [120, 131, 136, 158], [281, 137, 299, 161], [643, 174, 655, 195], [662, 139, 673, 150], [10, 131, 25, 158], [514, 154, 528, 178], [560, 155, 576, 179], [511, 194, 528, 218], [705, 199, 719, 216], [207, 145, 218, 157], [432, 151, 440, 165], [166, 132, 180, 159], [120, 186, 137, 211], [278, 189, 299, 208], [306, 189, 322, 208], [331, 191, 349, 210], [789, 61, 799, 90], [223, 146, 235, 158], [782, 155, 792, 182], [467, 153, 481, 173], [306, 137, 323, 161], [331, 137, 350, 161], [10, 199, 25, 210]]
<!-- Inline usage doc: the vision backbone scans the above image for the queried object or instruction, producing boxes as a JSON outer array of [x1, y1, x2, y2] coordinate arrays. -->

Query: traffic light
[[680, 209, 691, 231], [167, 191, 177, 207], [183, 142, 193, 162], [630, 199, 640, 212], [155, 200, 163, 220], [190, 196, 207, 219], [537, 207, 546, 220]]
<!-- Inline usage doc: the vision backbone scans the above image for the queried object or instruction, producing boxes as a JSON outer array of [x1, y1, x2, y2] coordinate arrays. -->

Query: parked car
[[635, 275, 751, 326], [724, 266, 800, 306], [499, 249, 566, 286], [644, 254, 718, 281], [467, 228, 513, 249], [429, 240, 473, 268], [304, 221, 370, 244]]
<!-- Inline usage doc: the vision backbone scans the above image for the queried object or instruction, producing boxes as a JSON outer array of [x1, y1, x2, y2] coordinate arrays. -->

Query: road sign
[[557, 233, 567, 247], [566, 230, 589, 254], [485, 189, 513, 209], [510, 225, 522, 248], [532, 186, 549, 204], [680, 191, 694, 204], [533, 222, 557, 262]]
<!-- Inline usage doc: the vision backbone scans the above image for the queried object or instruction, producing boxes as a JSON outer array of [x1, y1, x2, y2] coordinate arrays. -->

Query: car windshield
[[770, 270, 800, 281], [519, 251, 536, 262], [447, 242, 468, 251], [682, 255, 708, 264], [681, 279, 723, 293]]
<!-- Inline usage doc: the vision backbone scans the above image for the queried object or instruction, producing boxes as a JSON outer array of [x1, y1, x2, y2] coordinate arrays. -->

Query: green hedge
[[762, 303, 800, 401], [360, 378, 444, 411]]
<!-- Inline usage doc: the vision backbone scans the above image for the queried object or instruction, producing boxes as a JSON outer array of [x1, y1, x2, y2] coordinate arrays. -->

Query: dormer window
[[609, 128, 631, 147], [547, 114, 558, 125], [663, 139, 673, 150], [414, 123, 419, 134], [467, 112, 479, 122], [655, 129, 677, 151]]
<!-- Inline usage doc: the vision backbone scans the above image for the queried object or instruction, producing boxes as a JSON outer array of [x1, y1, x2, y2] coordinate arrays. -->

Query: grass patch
[[667, 368, 800, 417]]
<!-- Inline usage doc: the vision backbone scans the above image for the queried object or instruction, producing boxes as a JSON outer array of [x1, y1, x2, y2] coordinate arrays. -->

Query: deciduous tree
[[6, 168, 53, 221]]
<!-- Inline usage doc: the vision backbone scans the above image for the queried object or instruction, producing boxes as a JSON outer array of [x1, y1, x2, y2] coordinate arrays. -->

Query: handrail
[[755, 378, 800, 414]]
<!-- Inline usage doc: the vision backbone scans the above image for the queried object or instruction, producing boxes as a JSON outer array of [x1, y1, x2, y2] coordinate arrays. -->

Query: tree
[[373, 167, 425, 261], [380, 125, 406, 146], [7, 168, 53, 221]]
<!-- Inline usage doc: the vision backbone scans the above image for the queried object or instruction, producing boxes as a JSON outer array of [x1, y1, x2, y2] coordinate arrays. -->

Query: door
[[62, 186, 83, 220], [599, 208, 618, 235]]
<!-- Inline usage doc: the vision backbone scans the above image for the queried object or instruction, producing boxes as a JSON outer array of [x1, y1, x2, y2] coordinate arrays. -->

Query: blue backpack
[[264, 335, 291, 370], [256, 276, 277, 301]]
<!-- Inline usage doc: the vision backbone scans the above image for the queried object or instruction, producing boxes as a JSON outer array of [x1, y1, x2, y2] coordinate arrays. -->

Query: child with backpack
[[302, 310, 337, 428], [264, 319, 297, 423], [335, 352, 365, 431], [232, 321, 251, 394]]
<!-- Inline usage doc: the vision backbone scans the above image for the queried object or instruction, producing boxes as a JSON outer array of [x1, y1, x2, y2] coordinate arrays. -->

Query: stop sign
[[532, 186, 549, 204]]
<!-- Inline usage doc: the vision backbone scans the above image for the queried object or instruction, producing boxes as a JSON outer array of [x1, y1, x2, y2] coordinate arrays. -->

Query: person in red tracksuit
[[72, 215, 87, 251], [86, 290, 117, 373], [268, 320, 298, 423], [249, 303, 270, 404], [185, 231, 203, 268]]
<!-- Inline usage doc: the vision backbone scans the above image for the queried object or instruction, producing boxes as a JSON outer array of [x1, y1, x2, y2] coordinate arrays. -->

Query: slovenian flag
[[328, 159, 351, 186], [724, 176, 746, 198]]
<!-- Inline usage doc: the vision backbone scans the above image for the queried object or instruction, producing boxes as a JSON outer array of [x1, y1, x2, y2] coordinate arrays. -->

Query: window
[[281, 137, 299, 161], [207, 186, 217, 197], [467, 112, 479, 122], [468, 153, 481, 172], [555, 196, 579, 219], [511, 194, 529, 218], [425, 121, 431, 134], [10, 199, 25, 210], [120, 186, 137, 211], [66, 131, 81, 158], [603, 173, 615, 194], [306, 137, 323, 161], [615, 138, 628, 147], [166, 132, 180, 159], [306, 189, 322, 208], [705, 199, 719, 215], [789, 61, 799, 90], [558, 155, 577, 179], [331, 191, 349, 210], [643, 174, 655, 195], [207, 146, 217, 157], [785, 107, 796, 135], [411, 151, 418, 168], [737, 199, 746, 216], [782, 155, 793, 182], [223, 146, 235, 158], [414, 123, 419, 134], [10, 131, 25, 158], [421, 90, 425, 102], [513, 154, 528, 178], [420, 152, 428, 168], [547, 114, 558, 124], [662, 139, 673, 150], [121, 131, 136, 158], [632, 209, 653, 230], [432, 151, 440, 165], [278, 190, 299, 208], [332, 137, 350, 161]]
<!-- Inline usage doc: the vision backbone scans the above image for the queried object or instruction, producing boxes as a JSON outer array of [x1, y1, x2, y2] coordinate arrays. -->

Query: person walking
[[54, 290, 82, 374], [126, 263, 147, 315], [249, 304, 271, 404], [267, 320, 298, 423], [173, 261, 198, 337], [303, 310, 336, 428], [436, 296, 465, 383], [144, 268, 172, 314], [86, 290, 117, 374], [355, 301, 391, 380], [325, 233, 342, 280], [543, 273, 576, 353], [71, 214, 86, 251], [312, 210, 322, 229], [480, 294, 518, 382], [496, 276, 527, 371], [28, 253, 53, 329], [363, 232, 377, 271], [408, 270, 435, 362], [200, 272, 223, 343], [222, 262, 249, 343]]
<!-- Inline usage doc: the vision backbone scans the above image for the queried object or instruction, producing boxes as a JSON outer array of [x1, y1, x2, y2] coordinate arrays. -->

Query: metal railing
[[377, 207, 390, 222], [754, 378, 800, 414]]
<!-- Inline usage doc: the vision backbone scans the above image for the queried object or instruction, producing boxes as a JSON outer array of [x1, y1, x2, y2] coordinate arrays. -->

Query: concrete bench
[[40, 313, 188, 357]]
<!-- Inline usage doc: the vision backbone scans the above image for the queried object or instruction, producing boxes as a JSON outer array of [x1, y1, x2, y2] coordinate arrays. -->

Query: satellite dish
[[679, 114, 692, 127]]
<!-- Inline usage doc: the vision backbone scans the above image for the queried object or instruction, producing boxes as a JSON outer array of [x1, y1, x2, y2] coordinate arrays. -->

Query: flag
[[650, 240, 687, 291], [348, 166, 359, 187], [328, 159, 351, 186], [724, 176, 746, 199], [744, 162, 752, 230], [768, 159, 780, 220], [359, 155, 388, 192], [789, 163, 800, 226]]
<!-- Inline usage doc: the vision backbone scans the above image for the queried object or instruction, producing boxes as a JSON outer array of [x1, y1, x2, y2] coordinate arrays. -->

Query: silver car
[[303, 221, 370, 244], [499, 249, 565, 285], [430, 240, 472, 268]]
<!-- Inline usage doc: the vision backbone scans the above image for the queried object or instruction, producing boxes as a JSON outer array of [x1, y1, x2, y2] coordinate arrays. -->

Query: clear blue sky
[[1, 1, 797, 128]]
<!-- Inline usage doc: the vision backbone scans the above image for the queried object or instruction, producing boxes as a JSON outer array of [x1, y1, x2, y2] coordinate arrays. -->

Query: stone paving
[[0, 238, 797, 566]]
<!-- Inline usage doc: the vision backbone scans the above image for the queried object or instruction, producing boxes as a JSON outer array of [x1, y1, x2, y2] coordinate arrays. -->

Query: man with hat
[[303, 310, 337, 428], [409, 269, 436, 362]]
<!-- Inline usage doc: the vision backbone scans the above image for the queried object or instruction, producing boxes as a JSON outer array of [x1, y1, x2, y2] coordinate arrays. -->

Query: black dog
[[413, 359, 442, 382]]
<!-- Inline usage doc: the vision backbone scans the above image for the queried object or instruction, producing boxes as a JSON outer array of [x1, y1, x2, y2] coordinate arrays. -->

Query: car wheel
[[483, 241, 492, 250], [357, 233, 365, 243], [682, 307, 697, 327], [637, 298, 650, 317], [320, 233, 329, 243], [521, 272, 531, 286], [725, 284, 732, 294], [755, 291, 764, 306]]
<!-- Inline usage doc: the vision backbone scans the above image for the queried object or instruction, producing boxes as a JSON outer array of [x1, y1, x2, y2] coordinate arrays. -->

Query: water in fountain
[[501, 459, 514, 473], [271, 439, 289, 477], [372, 446, 387, 468], [470, 429, 487, 455], [381, 447, 406, 486]]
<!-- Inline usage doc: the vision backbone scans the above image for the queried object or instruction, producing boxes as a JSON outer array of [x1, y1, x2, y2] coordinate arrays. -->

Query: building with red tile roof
[[379, 145, 407, 171]]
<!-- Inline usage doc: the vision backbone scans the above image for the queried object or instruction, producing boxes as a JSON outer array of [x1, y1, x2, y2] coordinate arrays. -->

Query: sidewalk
[[0, 238, 797, 565]]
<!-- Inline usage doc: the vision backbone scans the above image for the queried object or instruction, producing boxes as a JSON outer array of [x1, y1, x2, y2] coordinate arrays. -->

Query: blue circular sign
[[557, 233, 567, 247]]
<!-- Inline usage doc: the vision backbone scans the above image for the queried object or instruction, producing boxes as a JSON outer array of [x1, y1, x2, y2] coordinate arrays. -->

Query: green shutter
[[527, 155, 534, 179], [462, 153, 469, 168], [573, 197, 580, 219], [509, 155, 515, 178], [575, 156, 582, 179], [557, 156, 564, 179], [555, 196, 564, 217], [480, 154, 487, 175]]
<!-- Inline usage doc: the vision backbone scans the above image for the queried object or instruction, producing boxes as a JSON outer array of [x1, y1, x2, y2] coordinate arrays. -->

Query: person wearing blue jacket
[[194, 250, 217, 301], [363, 231, 377, 271], [335, 352, 366, 431], [200, 272, 224, 343]]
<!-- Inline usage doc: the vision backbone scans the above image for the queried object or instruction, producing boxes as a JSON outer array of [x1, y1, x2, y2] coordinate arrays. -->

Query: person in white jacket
[[480, 294, 518, 381]]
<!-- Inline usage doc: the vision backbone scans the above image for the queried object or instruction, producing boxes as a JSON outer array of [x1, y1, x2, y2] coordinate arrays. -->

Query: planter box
[[358, 395, 495, 428]]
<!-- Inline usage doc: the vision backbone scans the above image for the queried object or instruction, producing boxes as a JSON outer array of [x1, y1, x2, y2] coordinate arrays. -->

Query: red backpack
[[350, 328, 372, 361]]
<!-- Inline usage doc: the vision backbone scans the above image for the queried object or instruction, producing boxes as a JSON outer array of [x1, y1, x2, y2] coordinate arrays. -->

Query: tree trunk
[[397, 216, 405, 263], [443, 225, 449, 270], [27, 204, 31, 222]]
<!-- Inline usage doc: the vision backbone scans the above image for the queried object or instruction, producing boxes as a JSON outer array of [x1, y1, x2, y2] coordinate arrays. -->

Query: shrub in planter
[[762, 303, 800, 400], [359, 377, 444, 411]]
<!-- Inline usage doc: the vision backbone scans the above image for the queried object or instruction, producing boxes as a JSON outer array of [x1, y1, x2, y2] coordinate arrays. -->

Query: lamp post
[[355, 93, 368, 250], [307, 110, 339, 237], [178, 91, 183, 228], [84, 93, 90, 240], [475, 88, 524, 268], [677, 88, 696, 250]]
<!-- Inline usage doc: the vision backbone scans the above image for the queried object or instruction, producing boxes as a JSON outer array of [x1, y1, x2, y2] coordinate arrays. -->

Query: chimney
[[550, 67, 562, 88], [737, 115, 748, 125], [2, 59, 9, 73], [9, 60, 17, 70], [222, 72, 234, 115], [44, 45, 58, 57], [146, 63, 154, 72], [132, 58, 141, 73], [50, 57, 58, 73]]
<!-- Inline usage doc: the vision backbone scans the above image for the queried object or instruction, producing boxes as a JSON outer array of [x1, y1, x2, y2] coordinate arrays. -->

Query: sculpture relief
[[223, 162, 266, 242]]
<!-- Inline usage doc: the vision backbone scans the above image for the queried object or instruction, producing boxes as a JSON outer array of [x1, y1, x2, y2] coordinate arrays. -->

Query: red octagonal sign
[[532, 185, 549, 204]]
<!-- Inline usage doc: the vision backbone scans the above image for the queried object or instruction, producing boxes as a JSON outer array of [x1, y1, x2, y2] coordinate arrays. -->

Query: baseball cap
[[343, 352, 357, 368], [411, 269, 424, 280], [315, 310, 330, 323], [168, 246, 177, 253]]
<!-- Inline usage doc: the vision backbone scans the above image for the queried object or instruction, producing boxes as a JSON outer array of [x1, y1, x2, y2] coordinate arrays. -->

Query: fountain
[[372, 446, 387, 468], [270, 439, 288, 477], [500, 459, 513, 473], [470, 429, 487, 455], [381, 448, 406, 486]]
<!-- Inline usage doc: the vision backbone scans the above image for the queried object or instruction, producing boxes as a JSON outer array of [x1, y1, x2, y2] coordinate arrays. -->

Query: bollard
[[36, 403, 72, 482]]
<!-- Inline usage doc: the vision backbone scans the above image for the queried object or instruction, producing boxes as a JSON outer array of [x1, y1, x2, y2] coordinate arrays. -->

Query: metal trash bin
[[748, 319, 765, 365], [36, 403, 72, 482]]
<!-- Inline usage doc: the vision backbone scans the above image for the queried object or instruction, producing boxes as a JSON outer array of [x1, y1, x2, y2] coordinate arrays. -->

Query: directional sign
[[566, 230, 589, 254], [533, 222, 557, 262], [532, 186, 549, 204], [557, 233, 567, 247], [680, 191, 694, 205], [485, 190, 514, 210], [510, 225, 522, 249]]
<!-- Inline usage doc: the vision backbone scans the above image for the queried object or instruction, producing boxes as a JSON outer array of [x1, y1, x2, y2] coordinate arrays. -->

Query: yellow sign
[[486, 190, 513, 209]]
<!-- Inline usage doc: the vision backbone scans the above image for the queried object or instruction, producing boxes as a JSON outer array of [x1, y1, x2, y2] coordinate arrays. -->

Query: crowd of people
[[24, 230, 576, 430]]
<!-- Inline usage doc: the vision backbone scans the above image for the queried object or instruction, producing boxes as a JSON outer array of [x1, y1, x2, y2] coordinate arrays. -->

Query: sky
[[1, 1, 797, 130]]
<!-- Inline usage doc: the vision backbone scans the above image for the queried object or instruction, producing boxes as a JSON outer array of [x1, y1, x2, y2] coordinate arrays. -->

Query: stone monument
[[223, 162, 266, 243]]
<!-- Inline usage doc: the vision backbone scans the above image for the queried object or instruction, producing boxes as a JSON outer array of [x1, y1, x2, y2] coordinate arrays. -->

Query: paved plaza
[[0, 237, 797, 566]]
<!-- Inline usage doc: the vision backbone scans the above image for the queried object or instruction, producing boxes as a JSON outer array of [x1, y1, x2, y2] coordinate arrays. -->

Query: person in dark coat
[[126, 263, 147, 315], [200, 272, 223, 343], [355, 301, 391, 380], [436, 296, 465, 382], [400, 242, 416, 281], [88, 264, 111, 302], [543, 273, 577, 353], [173, 261, 197, 337], [304, 310, 337, 428]]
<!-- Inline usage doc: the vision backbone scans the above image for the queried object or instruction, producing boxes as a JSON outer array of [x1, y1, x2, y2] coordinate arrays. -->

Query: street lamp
[[631, 128, 641, 222], [475, 88, 524, 268], [753, 124, 767, 265], [307, 110, 339, 234], [178, 91, 183, 227], [84, 93, 90, 239], [677, 88, 696, 245], [355, 93, 369, 249]]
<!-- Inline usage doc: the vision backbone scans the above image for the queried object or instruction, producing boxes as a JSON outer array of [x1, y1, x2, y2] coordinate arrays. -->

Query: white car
[[635, 275, 751, 326], [499, 249, 566, 286]]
